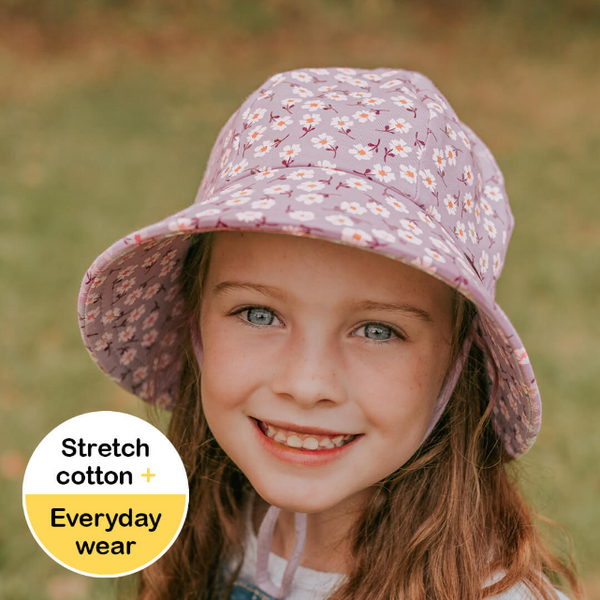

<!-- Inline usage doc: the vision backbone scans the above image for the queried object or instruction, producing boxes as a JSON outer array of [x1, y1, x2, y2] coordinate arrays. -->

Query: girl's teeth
[[302, 437, 319, 450], [287, 435, 303, 449], [260, 420, 354, 451], [274, 431, 287, 443]]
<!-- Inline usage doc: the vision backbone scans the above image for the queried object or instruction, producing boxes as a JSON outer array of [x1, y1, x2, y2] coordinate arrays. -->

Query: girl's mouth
[[253, 418, 360, 452]]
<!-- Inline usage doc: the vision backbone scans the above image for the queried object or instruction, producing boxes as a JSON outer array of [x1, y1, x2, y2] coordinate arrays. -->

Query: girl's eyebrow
[[212, 280, 434, 323]]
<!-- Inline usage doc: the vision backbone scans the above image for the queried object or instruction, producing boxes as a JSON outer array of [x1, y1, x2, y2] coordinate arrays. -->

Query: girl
[[78, 67, 583, 600]]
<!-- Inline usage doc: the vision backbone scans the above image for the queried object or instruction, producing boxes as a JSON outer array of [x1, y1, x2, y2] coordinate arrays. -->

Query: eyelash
[[228, 305, 406, 345]]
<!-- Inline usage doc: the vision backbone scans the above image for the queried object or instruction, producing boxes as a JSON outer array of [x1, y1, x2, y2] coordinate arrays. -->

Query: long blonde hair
[[134, 231, 583, 600]]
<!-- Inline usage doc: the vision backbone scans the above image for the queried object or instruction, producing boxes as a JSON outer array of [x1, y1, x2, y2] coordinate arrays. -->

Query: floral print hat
[[78, 66, 541, 598]]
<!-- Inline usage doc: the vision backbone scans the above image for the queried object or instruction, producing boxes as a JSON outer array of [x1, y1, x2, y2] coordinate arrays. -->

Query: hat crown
[[196, 67, 514, 296]]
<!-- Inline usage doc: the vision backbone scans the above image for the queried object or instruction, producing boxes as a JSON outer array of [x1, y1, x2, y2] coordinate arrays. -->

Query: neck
[[251, 489, 373, 575]]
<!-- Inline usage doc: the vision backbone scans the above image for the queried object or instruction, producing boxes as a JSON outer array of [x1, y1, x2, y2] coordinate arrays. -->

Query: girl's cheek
[[200, 330, 264, 409], [201, 366, 246, 411], [360, 353, 439, 428]]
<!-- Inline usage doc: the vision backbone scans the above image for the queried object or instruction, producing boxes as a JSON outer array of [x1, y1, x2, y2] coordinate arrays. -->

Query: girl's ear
[[189, 313, 204, 369]]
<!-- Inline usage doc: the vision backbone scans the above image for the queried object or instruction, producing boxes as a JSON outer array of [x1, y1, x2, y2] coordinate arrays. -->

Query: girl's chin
[[246, 483, 334, 513], [249, 479, 374, 517]]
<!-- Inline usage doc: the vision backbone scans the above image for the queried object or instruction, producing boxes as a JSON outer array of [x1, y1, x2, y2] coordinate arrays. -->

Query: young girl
[[78, 67, 583, 600]]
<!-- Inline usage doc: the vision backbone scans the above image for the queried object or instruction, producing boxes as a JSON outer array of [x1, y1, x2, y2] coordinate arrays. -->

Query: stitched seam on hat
[[210, 163, 486, 288], [213, 162, 460, 243]]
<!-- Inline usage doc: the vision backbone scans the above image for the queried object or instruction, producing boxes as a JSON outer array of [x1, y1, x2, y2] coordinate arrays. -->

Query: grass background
[[1, 1, 599, 598]]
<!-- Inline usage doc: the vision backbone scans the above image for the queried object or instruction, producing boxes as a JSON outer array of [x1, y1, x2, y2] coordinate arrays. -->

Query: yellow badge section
[[25, 494, 186, 576]]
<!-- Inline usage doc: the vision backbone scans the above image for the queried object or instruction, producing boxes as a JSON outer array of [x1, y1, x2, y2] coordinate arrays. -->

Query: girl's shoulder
[[488, 580, 571, 600]]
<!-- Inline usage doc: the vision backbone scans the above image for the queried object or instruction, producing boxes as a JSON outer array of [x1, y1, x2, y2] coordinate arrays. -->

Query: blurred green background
[[1, 1, 599, 598]]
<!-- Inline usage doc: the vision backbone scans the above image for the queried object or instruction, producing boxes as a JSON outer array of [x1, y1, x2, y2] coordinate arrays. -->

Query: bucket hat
[[78, 67, 542, 598]]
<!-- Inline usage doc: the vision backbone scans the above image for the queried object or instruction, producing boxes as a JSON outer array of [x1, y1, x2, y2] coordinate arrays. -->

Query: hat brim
[[78, 167, 541, 458]]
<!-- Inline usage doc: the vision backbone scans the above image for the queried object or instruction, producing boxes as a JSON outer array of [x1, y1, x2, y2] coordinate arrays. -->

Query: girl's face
[[199, 231, 453, 515]]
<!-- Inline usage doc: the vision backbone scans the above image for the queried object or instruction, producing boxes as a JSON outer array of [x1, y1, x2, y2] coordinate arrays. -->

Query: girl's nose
[[269, 330, 346, 409]]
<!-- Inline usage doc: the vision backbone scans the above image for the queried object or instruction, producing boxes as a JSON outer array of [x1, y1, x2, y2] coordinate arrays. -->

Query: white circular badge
[[22, 411, 189, 577]]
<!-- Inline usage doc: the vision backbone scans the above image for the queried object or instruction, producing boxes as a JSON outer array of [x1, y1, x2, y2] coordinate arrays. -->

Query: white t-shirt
[[231, 500, 571, 600]]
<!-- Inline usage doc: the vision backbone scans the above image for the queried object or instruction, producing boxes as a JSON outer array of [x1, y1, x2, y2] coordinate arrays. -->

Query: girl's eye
[[356, 323, 405, 345], [235, 306, 282, 328], [230, 306, 405, 344]]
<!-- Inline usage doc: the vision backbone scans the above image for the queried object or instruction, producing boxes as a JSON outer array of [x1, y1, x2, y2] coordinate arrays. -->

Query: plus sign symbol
[[141, 468, 156, 483]]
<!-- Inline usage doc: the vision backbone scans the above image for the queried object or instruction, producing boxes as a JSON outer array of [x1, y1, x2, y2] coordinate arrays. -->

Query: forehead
[[205, 231, 452, 314]]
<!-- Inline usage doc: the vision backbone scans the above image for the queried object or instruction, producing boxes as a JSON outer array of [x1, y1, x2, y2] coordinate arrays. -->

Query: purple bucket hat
[[78, 65, 540, 457], [78, 66, 542, 598]]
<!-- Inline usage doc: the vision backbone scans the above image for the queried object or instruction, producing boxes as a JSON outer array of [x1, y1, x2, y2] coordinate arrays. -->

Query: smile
[[257, 419, 358, 451], [250, 418, 363, 467]]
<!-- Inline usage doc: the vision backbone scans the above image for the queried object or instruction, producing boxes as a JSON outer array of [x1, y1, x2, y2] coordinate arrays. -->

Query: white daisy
[[349, 144, 374, 161], [483, 218, 497, 239], [345, 177, 373, 191], [251, 199, 276, 210], [484, 185, 503, 202], [311, 132, 336, 150], [389, 138, 412, 158], [279, 144, 302, 160], [297, 181, 325, 192], [341, 227, 373, 246], [271, 115, 293, 131], [289, 210, 315, 221], [367, 202, 390, 218], [390, 95, 414, 109], [353, 109, 377, 123], [325, 214, 355, 227], [302, 95, 324, 107], [341, 201, 367, 215], [372, 229, 396, 243], [444, 194, 458, 215], [246, 125, 266, 146], [295, 193, 324, 205], [493, 252, 502, 277], [330, 115, 353, 130], [468, 221, 478, 244], [235, 211, 263, 222], [399, 164, 417, 184], [399, 219, 423, 235], [397, 230, 423, 245], [479, 250, 489, 273], [372, 163, 396, 183], [389, 117, 412, 134], [432, 148, 446, 171], [299, 113, 322, 127], [263, 184, 291, 195], [455, 221, 467, 243], [419, 169, 436, 191], [385, 196, 410, 213], [424, 248, 446, 263], [286, 169, 314, 180]]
